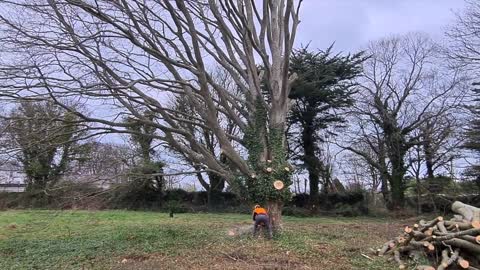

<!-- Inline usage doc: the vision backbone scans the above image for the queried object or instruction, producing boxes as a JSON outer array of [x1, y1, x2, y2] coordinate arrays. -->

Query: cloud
[[295, 0, 465, 52]]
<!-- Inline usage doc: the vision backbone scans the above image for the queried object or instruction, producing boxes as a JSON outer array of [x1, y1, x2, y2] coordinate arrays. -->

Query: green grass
[[0, 210, 397, 269]]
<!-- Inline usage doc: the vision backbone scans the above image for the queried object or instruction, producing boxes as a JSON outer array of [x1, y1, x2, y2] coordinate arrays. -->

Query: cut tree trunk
[[267, 200, 283, 233], [451, 201, 480, 222]]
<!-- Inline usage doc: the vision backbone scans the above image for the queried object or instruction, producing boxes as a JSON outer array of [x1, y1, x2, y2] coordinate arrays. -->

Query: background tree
[[345, 34, 464, 209], [0, 0, 302, 229], [124, 111, 157, 164], [418, 114, 462, 179], [123, 112, 165, 194], [288, 46, 364, 199], [463, 89, 480, 190], [447, 0, 480, 191], [2, 101, 84, 191], [170, 94, 233, 208], [70, 142, 132, 179]]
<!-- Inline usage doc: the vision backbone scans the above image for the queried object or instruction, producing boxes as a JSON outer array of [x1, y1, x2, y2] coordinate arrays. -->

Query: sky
[[295, 0, 466, 53]]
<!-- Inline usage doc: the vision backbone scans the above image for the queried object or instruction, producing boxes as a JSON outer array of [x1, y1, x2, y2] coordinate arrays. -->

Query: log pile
[[378, 201, 480, 269]]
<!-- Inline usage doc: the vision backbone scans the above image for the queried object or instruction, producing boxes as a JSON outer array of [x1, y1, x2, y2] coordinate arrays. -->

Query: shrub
[[290, 193, 310, 207], [164, 189, 191, 202], [282, 206, 312, 217], [164, 200, 189, 213], [192, 191, 208, 205]]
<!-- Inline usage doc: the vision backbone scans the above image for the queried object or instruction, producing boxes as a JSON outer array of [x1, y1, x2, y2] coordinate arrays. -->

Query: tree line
[[0, 0, 480, 228]]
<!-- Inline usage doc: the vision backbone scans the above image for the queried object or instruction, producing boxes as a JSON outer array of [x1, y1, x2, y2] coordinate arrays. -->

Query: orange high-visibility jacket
[[252, 207, 268, 220]]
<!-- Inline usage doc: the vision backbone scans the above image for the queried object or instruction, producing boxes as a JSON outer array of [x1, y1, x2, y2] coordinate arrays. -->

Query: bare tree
[[344, 33, 465, 209], [0, 0, 302, 229], [447, 0, 480, 190], [70, 141, 132, 178], [446, 0, 480, 80], [419, 114, 463, 179]]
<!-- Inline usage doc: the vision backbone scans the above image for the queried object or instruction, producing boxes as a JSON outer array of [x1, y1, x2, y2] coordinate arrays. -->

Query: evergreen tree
[[288, 46, 364, 198]]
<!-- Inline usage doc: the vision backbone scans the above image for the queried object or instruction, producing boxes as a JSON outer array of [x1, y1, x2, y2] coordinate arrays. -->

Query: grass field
[[0, 210, 406, 269]]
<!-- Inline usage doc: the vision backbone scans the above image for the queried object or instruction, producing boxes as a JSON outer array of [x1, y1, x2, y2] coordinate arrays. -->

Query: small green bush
[[282, 206, 312, 217]]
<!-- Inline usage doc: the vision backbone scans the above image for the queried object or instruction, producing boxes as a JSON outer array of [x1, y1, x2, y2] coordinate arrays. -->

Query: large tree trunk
[[388, 147, 407, 209], [302, 111, 320, 200], [207, 173, 225, 209], [380, 174, 391, 207], [267, 200, 284, 233], [451, 201, 480, 222], [416, 175, 421, 215], [387, 136, 407, 210], [389, 173, 406, 210], [306, 159, 320, 199], [422, 120, 435, 179], [425, 160, 435, 180]]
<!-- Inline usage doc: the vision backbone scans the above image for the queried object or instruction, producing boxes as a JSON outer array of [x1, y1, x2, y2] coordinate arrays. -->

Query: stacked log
[[378, 201, 480, 269]]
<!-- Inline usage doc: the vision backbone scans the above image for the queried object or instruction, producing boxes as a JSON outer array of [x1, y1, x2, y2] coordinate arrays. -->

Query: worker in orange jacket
[[252, 204, 273, 239]]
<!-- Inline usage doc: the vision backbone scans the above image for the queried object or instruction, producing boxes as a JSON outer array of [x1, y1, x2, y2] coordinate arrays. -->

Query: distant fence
[[0, 183, 26, 193]]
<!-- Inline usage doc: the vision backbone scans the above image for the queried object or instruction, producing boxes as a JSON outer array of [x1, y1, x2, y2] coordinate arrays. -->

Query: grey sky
[[296, 0, 466, 52]]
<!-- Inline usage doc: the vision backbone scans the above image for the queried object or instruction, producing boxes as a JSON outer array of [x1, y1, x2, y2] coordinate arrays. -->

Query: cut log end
[[472, 220, 480, 229], [458, 259, 470, 269], [416, 266, 435, 270]]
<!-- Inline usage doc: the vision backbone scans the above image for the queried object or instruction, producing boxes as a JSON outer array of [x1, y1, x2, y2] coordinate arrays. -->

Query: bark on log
[[452, 201, 480, 222], [437, 221, 448, 233], [443, 238, 480, 254], [431, 228, 480, 241], [393, 250, 406, 269], [379, 240, 395, 256], [459, 235, 480, 245], [420, 217, 443, 232], [266, 200, 283, 233], [416, 266, 434, 270], [438, 249, 459, 270], [445, 221, 475, 230], [438, 249, 450, 270]]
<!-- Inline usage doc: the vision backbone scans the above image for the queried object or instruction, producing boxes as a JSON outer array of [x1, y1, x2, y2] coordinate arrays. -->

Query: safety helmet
[[254, 204, 261, 209]]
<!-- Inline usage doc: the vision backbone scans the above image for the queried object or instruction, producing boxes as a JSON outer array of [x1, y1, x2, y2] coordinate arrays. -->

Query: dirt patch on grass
[[112, 219, 403, 270], [115, 243, 309, 270]]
